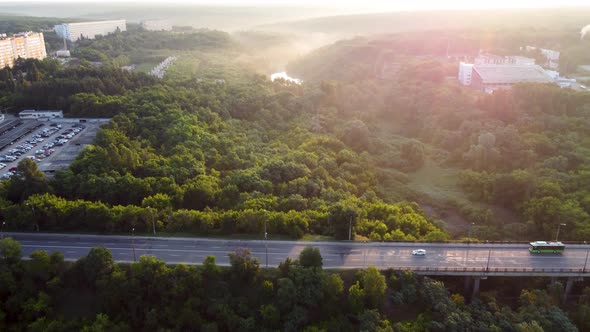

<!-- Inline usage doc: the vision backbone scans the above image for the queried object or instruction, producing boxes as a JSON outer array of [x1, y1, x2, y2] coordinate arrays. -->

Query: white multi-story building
[[54, 20, 127, 42], [471, 65, 554, 93], [526, 46, 560, 70], [19, 110, 64, 119], [141, 20, 172, 31], [458, 62, 474, 85], [0, 32, 47, 68]]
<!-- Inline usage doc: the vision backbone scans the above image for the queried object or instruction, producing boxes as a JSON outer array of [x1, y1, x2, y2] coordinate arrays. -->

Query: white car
[[412, 249, 426, 256], [1, 172, 13, 179]]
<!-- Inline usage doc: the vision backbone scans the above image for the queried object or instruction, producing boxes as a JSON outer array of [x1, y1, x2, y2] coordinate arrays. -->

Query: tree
[[228, 248, 260, 285], [6, 159, 50, 203], [0, 237, 21, 265], [348, 281, 365, 313], [26, 63, 42, 82], [83, 247, 114, 287], [260, 304, 280, 329], [329, 201, 359, 240], [141, 194, 172, 211], [341, 120, 371, 152], [515, 321, 545, 332], [400, 140, 425, 170], [362, 266, 386, 309], [299, 246, 323, 269]]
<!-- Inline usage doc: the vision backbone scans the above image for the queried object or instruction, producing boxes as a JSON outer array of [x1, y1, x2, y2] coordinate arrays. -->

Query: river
[[270, 72, 302, 84]]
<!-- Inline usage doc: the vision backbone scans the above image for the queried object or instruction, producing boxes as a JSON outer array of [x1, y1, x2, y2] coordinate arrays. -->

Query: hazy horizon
[[5, 0, 590, 9]]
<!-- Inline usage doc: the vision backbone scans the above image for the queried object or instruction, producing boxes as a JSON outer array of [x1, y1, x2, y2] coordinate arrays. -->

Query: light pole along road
[[4, 232, 590, 274]]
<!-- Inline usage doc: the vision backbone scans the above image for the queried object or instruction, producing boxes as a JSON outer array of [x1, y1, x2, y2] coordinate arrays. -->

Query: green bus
[[529, 241, 565, 254]]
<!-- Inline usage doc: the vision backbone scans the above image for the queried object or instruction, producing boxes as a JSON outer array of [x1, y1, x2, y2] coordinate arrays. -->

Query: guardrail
[[388, 266, 590, 276]]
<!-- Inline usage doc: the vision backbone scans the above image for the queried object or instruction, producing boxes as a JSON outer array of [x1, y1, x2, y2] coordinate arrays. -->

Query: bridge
[[4, 232, 590, 300]]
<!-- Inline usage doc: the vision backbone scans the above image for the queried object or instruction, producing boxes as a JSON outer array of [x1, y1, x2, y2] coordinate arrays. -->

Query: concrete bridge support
[[563, 277, 575, 304], [472, 277, 481, 298], [464, 276, 472, 293]]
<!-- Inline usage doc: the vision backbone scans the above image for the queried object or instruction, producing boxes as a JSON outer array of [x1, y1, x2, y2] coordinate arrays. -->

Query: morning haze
[[1, 0, 590, 331]]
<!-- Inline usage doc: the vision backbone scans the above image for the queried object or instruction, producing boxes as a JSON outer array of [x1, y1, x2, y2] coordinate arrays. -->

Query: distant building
[[54, 20, 127, 42], [475, 54, 535, 66], [141, 19, 172, 31], [526, 46, 560, 69], [55, 50, 71, 58], [0, 32, 47, 68], [471, 65, 554, 93], [458, 62, 474, 85], [19, 110, 64, 119]]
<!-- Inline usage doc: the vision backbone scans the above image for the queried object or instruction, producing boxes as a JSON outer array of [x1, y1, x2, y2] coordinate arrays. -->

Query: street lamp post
[[151, 210, 157, 236], [26, 203, 38, 232], [556, 223, 566, 242], [468, 222, 475, 244], [132, 227, 137, 262], [486, 249, 492, 272], [348, 215, 353, 241], [1, 221, 5, 239], [584, 241, 590, 273], [264, 221, 268, 268]]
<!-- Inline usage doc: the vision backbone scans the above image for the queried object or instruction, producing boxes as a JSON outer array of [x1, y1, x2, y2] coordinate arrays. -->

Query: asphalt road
[[4, 232, 590, 271]]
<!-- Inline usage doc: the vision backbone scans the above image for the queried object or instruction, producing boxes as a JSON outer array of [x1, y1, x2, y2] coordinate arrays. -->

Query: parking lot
[[0, 115, 104, 178]]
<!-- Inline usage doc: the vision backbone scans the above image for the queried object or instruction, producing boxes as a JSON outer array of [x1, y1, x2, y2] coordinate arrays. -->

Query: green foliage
[[348, 281, 365, 314], [0, 238, 21, 265], [360, 266, 387, 309], [299, 246, 323, 269], [228, 248, 260, 285]]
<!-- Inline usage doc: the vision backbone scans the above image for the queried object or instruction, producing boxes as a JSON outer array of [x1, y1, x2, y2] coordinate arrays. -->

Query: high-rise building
[[0, 32, 47, 68], [54, 20, 127, 42], [458, 62, 474, 86]]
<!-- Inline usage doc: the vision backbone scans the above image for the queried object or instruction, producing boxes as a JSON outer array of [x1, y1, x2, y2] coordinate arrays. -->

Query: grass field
[[406, 160, 468, 205], [135, 62, 159, 74]]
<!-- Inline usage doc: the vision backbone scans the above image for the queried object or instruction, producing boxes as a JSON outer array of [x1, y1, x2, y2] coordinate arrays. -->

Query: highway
[[4, 232, 590, 275]]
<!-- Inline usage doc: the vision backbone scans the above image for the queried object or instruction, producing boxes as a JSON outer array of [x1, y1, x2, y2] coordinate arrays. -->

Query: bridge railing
[[388, 266, 589, 274]]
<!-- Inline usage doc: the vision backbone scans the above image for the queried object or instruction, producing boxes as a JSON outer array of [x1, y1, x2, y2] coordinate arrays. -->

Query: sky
[[12, 0, 590, 10]]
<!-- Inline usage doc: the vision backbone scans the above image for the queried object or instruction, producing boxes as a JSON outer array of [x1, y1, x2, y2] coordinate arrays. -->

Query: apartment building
[[0, 32, 47, 68], [54, 20, 127, 42]]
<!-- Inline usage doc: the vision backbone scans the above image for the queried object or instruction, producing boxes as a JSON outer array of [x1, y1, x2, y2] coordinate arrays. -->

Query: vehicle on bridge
[[529, 241, 565, 254], [412, 249, 426, 256]]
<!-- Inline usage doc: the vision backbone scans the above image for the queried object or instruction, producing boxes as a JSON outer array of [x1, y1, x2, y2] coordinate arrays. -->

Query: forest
[[0, 24, 590, 242], [286, 30, 590, 241], [0, 237, 586, 331]]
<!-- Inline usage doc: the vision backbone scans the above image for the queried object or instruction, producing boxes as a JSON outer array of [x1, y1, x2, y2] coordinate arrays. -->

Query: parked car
[[1, 172, 13, 179]]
